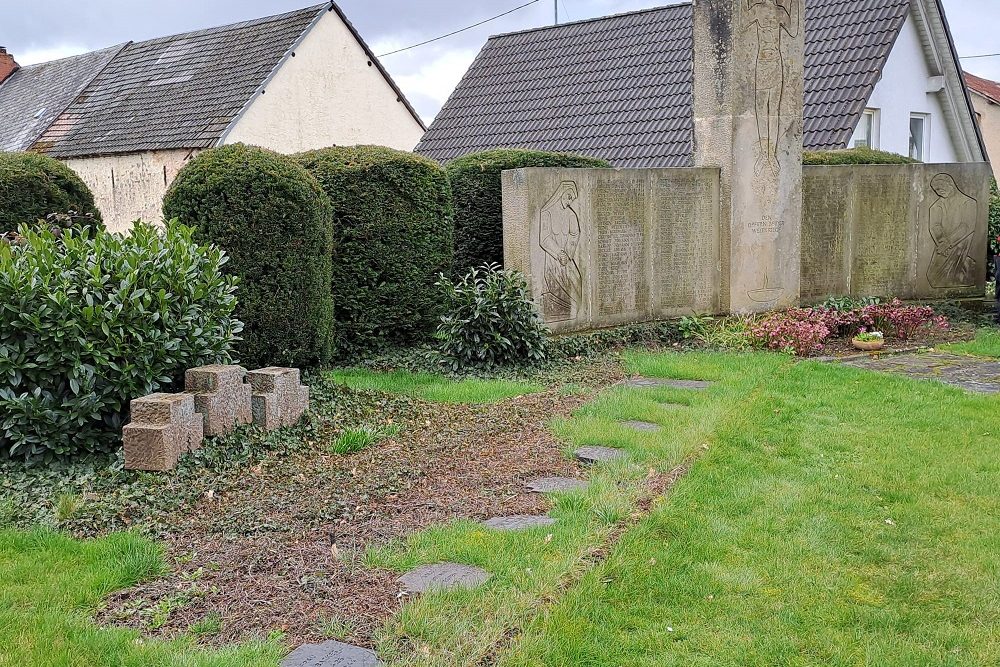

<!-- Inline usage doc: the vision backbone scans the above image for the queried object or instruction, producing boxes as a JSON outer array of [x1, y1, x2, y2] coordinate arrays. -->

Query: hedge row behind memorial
[[164, 144, 335, 369], [0, 152, 103, 233], [446, 149, 610, 274], [297, 146, 454, 358]]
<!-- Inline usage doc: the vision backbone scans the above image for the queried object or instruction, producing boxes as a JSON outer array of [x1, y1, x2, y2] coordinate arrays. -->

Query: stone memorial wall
[[801, 162, 992, 301], [502, 167, 722, 334]]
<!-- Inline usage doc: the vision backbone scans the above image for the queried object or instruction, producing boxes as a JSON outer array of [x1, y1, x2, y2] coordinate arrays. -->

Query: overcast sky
[[5, 0, 999, 124]]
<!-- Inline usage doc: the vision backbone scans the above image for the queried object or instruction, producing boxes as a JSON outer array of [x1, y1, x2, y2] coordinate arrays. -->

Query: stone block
[[185, 365, 252, 437], [247, 367, 309, 430], [123, 392, 204, 471]]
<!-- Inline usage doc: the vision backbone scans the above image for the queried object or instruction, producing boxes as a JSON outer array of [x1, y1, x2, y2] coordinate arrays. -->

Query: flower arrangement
[[853, 331, 884, 343]]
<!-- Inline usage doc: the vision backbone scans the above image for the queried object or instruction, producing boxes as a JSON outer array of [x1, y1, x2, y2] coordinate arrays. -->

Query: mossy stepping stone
[[525, 477, 589, 493], [622, 420, 662, 432], [399, 563, 490, 594], [575, 446, 626, 464], [625, 378, 713, 390], [483, 515, 557, 531], [282, 640, 382, 666]]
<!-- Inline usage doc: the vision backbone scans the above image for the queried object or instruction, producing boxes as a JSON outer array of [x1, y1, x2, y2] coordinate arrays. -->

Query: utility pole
[[554, 0, 559, 25]]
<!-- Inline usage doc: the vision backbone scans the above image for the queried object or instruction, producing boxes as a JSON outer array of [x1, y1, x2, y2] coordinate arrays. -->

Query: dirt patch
[[816, 320, 976, 358], [97, 370, 624, 649]]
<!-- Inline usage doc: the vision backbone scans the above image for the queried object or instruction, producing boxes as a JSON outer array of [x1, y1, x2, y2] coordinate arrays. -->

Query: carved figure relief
[[743, 0, 802, 178], [926, 173, 978, 288], [539, 181, 584, 321]]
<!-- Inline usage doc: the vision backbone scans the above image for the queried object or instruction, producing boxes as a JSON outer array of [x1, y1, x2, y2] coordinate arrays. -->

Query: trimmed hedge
[[802, 147, 918, 165], [0, 152, 102, 233], [163, 144, 334, 369], [0, 222, 241, 462], [446, 149, 611, 273], [297, 146, 454, 358]]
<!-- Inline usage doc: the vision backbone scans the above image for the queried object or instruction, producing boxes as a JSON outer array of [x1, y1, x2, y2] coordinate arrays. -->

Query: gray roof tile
[[0, 46, 123, 152], [416, 0, 910, 167]]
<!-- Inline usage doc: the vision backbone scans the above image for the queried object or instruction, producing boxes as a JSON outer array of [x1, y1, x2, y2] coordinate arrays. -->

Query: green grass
[[944, 327, 1000, 358], [496, 352, 1000, 667], [331, 423, 402, 455], [330, 369, 542, 404], [0, 528, 283, 667]]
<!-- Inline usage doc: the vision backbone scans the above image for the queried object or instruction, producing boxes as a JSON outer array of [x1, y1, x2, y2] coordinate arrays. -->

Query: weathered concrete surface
[[124, 392, 204, 472], [399, 564, 491, 594], [185, 365, 253, 437], [502, 167, 721, 334], [801, 163, 992, 301], [247, 367, 309, 430], [841, 352, 1000, 394], [692, 0, 805, 313], [281, 640, 382, 666]]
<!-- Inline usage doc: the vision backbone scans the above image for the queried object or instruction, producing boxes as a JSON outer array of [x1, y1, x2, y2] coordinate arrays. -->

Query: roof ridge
[[129, 3, 328, 47], [15, 43, 126, 70], [487, 1, 691, 41]]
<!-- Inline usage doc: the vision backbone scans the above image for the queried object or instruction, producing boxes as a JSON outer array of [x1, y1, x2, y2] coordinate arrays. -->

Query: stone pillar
[[692, 0, 805, 313], [123, 393, 204, 472]]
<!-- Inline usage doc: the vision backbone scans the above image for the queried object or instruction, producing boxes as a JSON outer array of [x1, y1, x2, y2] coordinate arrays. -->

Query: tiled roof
[[0, 46, 123, 152], [417, 0, 911, 167], [34, 5, 327, 158], [965, 71, 1000, 105]]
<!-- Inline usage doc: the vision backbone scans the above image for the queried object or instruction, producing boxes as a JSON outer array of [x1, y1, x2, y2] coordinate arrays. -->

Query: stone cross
[[247, 367, 310, 430], [692, 0, 805, 313], [123, 393, 204, 471], [184, 365, 253, 437]]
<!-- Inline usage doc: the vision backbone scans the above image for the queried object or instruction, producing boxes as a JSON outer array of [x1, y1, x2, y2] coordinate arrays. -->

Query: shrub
[[297, 146, 453, 358], [0, 152, 102, 233], [163, 144, 334, 369], [434, 263, 548, 370], [989, 179, 1000, 262], [446, 149, 611, 273], [751, 312, 831, 357], [802, 148, 918, 165], [0, 222, 242, 462]]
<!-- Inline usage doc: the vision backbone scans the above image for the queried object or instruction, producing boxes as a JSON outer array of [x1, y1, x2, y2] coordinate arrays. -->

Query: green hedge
[[297, 146, 454, 358], [802, 147, 918, 165], [0, 152, 102, 233], [990, 179, 999, 259], [0, 222, 241, 462], [163, 144, 334, 369], [446, 149, 611, 273]]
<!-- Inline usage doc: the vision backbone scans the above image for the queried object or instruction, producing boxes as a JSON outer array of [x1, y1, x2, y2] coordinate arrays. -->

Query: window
[[909, 113, 929, 161], [852, 109, 879, 149]]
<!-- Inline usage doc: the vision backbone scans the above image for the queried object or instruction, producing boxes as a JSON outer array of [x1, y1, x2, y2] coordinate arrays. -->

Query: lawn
[[329, 369, 542, 403], [944, 327, 1000, 358], [0, 529, 282, 667]]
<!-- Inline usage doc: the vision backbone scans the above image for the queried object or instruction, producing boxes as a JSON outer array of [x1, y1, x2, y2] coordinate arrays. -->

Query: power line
[[960, 53, 1000, 59], [378, 0, 541, 57]]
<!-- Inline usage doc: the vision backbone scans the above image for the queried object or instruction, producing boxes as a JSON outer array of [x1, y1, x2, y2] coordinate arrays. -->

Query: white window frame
[[909, 112, 931, 161], [851, 109, 880, 149]]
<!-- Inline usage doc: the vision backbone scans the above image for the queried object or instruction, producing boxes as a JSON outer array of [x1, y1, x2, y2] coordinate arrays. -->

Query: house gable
[[220, 4, 425, 152]]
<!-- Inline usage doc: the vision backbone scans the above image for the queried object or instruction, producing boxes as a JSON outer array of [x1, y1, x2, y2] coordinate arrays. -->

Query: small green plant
[[678, 315, 713, 340], [53, 493, 81, 523], [188, 611, 222, 637], [854, 331, 885, 343], [697, 316, 757, 351], [819, 295, 881, 312], [0, 499, 16, 528], [317, 614, 356, 640], [434, 263, 549, 370], [331, 423, 401, 455], [558, 384, 588, 397]]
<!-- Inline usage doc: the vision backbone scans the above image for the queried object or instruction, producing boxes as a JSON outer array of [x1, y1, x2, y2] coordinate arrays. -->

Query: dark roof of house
[[34, 5, 326, 158], [0, 45, 123, 152], [416, 0, 912, 167], [965, 71, 1000, 105]]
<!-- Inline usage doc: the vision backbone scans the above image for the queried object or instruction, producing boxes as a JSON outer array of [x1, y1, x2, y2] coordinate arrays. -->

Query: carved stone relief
[[538, 181, 584, 322], [926, 173, 978, 288]]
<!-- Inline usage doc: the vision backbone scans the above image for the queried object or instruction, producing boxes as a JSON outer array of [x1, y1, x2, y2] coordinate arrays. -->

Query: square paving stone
[[575, 446, 627, 464], [624, 378, 713, 390], [399, 563, 490, 594], [621, 420, 662, 433], [483, 515, 557, 531], [281, 640, 382, 666], [525, 477, 589, 493]]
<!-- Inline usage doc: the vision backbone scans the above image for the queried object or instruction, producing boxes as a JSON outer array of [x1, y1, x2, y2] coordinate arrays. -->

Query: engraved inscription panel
[[851, 172, 910, 297], [654, 173, 719, 313], [801, 170, 850, 300], [592, 179, 650, 319]]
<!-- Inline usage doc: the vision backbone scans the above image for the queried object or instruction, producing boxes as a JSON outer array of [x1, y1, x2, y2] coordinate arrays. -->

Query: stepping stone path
[[483, 515, 557, 531], [282, 640, 382, 666], [621, 420, 662, 433], [624, 378, 713, 390], [399, 564, 491, 594], [575, 446, 627, 464], [840, 352, 1000, 395], [525, 477, 589, 493]]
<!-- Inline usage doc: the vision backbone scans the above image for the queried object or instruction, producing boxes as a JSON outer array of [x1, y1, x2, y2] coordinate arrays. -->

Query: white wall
[[66, 150, 194, 233], [857, 16, 958, 163], [222, 9, 425, 153]]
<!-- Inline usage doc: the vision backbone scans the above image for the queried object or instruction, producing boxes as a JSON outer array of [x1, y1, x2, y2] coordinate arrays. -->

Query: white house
[[0, 3, 426, 232], [417, 0, 987, 167]]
